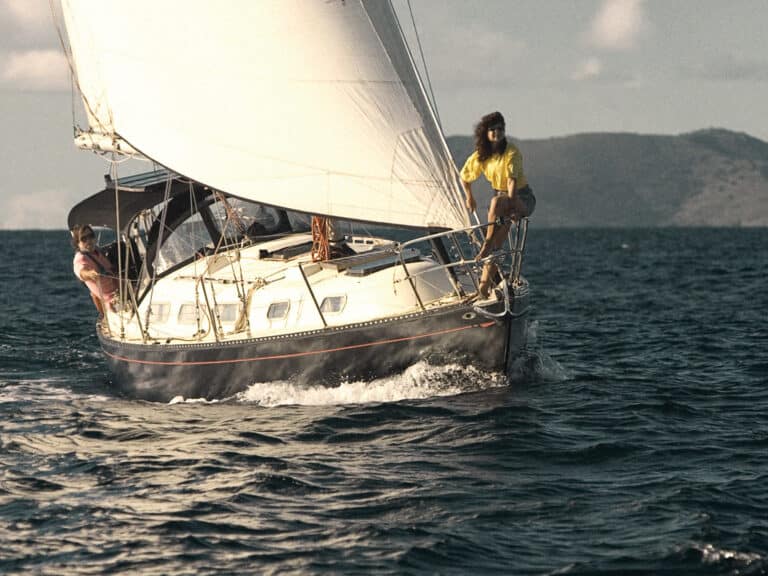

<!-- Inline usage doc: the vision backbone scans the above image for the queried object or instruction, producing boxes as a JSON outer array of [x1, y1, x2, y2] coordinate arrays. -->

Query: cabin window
[[267, 301, 290, 320], [320, 295, 347, 314], [208, 197, 310, 239], [216, 303, 240, 323], [155, 213, 211, 275], [178, 303, 203, 324], [149, 303, 170, 323]]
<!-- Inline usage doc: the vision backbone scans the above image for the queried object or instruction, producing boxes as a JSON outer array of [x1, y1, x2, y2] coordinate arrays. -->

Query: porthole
[[149, 303, 170, 323], [216, 303, 240, 323], [320, 295, 347, 314], [178, 303, 201, 324], [267, 301, 290, 320]]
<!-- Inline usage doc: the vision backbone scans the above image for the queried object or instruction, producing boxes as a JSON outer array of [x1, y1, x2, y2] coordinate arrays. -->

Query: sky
[[1, 0, 767, 229]]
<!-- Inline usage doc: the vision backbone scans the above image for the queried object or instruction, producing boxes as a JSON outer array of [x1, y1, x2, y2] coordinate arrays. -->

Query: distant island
[[446, 128, 768, 227]]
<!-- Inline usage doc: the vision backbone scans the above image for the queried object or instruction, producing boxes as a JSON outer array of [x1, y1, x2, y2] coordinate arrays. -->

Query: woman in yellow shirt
[[460, 110, 535, 221], [460, 111, 535, 297]]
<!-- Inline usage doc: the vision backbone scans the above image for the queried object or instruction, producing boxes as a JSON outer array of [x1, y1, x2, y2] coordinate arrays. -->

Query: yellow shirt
[[460, 142, 528, 191]]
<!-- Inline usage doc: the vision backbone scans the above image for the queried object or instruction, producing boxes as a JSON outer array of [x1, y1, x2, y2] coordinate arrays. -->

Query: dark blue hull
[[99, 298, 531, 402]]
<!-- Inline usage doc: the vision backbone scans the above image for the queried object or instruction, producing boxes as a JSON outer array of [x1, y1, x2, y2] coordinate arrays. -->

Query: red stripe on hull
[[102, 321, 497, 367]]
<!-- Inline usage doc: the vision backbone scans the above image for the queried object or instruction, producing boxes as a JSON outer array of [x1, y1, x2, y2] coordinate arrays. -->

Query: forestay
[[61, 0, 468, 230]]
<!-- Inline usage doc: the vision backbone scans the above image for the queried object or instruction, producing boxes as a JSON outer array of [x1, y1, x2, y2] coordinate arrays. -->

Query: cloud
[[1, 0, 52, 34], [570, 57, 643, 86], [572, 58, 603, 81], [1, 49, 69, 91], [587, 0, 646, 51], [0, 0, 59, 48]]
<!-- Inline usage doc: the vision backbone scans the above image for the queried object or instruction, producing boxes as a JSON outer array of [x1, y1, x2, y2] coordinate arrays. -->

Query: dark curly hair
[[474, 111, 507, 162], [70, 224, 94, 250]]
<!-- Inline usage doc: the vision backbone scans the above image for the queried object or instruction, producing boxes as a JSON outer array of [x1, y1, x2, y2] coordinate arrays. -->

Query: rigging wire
[[48, 0, 111, 137], [142, 176, 173, 338], [109, 157, 128, 339], [50, 0, 145, 163], [393, 0, 472, 228], [404, 0, 441, 129], [69, 61, 76, 138]]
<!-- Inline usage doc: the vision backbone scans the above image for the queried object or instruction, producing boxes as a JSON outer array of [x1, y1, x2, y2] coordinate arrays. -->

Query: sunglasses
[[488, 125, 505, 132], [80, 232, 95, 241]]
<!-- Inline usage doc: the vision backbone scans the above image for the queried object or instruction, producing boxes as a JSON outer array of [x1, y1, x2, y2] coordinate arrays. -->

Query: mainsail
[[60, 0, 468, 230]]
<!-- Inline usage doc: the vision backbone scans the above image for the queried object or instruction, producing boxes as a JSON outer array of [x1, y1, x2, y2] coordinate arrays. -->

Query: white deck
[[103, 234, 476, 345]]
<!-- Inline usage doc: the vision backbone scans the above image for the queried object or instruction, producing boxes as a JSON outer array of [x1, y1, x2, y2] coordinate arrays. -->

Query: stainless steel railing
[[396, 218, 530, 311]]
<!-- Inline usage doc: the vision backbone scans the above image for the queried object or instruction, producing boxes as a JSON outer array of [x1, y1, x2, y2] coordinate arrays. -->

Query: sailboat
[[58, 0, 532, 402]]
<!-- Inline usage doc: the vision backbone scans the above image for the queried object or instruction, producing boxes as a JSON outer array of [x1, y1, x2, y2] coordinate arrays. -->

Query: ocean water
[[0, 228, 766, 575]]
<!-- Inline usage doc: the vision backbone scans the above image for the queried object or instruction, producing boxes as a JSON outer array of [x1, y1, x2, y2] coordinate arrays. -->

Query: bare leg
[[326, 218, 342, 242], [90, 292, 105, 317], [478, 262, 501, 298], [477, 195, 514, 297], [480, 195, 514, 253]]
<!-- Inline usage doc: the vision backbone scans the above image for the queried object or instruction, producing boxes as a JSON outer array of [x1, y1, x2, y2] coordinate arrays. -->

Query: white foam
[[698, 543, 762, 564], [168, 395, 219, 405], [507, 320, 570, 383], [508, 349, 570, 383], [235, 361, 506, 407], [0, 378, 111, 404]]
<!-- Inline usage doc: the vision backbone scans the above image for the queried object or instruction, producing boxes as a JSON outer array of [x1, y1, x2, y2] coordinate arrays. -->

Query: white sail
[[60, 0, 468, 230]]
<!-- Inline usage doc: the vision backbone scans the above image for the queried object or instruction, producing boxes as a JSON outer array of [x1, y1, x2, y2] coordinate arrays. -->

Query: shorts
[[516, 186, 536, 217], [492, 186, 536, 218]]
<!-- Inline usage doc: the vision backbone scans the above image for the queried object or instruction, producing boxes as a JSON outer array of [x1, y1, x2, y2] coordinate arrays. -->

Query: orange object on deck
[[311, 216, 330, 262]]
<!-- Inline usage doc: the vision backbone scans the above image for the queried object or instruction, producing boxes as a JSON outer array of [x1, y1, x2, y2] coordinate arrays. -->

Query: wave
[[0, 378, 111, 404], [508, 320, 570, 383], [233, 361, 507, 407], [694, 543, 763, 565]]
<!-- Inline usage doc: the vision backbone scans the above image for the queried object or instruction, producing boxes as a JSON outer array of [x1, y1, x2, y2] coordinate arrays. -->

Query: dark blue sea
[[1, 228, 766, 575]]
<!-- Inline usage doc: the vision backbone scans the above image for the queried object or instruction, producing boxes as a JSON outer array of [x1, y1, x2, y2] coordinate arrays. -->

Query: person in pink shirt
[[71, 225, 119, 316]]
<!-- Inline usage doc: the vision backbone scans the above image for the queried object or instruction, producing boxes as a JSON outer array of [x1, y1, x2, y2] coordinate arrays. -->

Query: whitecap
[[508, 320, 570, 383], [697, 543, 762, 564], [0, 378, 111, 404], [235, 361, 506, 407], [167, 395, 220, 405]]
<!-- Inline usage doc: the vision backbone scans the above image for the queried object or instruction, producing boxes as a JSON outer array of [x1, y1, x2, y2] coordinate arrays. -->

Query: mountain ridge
[[446, 128, 768, 227]]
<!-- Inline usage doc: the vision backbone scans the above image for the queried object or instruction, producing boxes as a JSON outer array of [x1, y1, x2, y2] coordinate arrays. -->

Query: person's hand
[[465, 194, 476, 212], [82, 269, 99, 282]]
